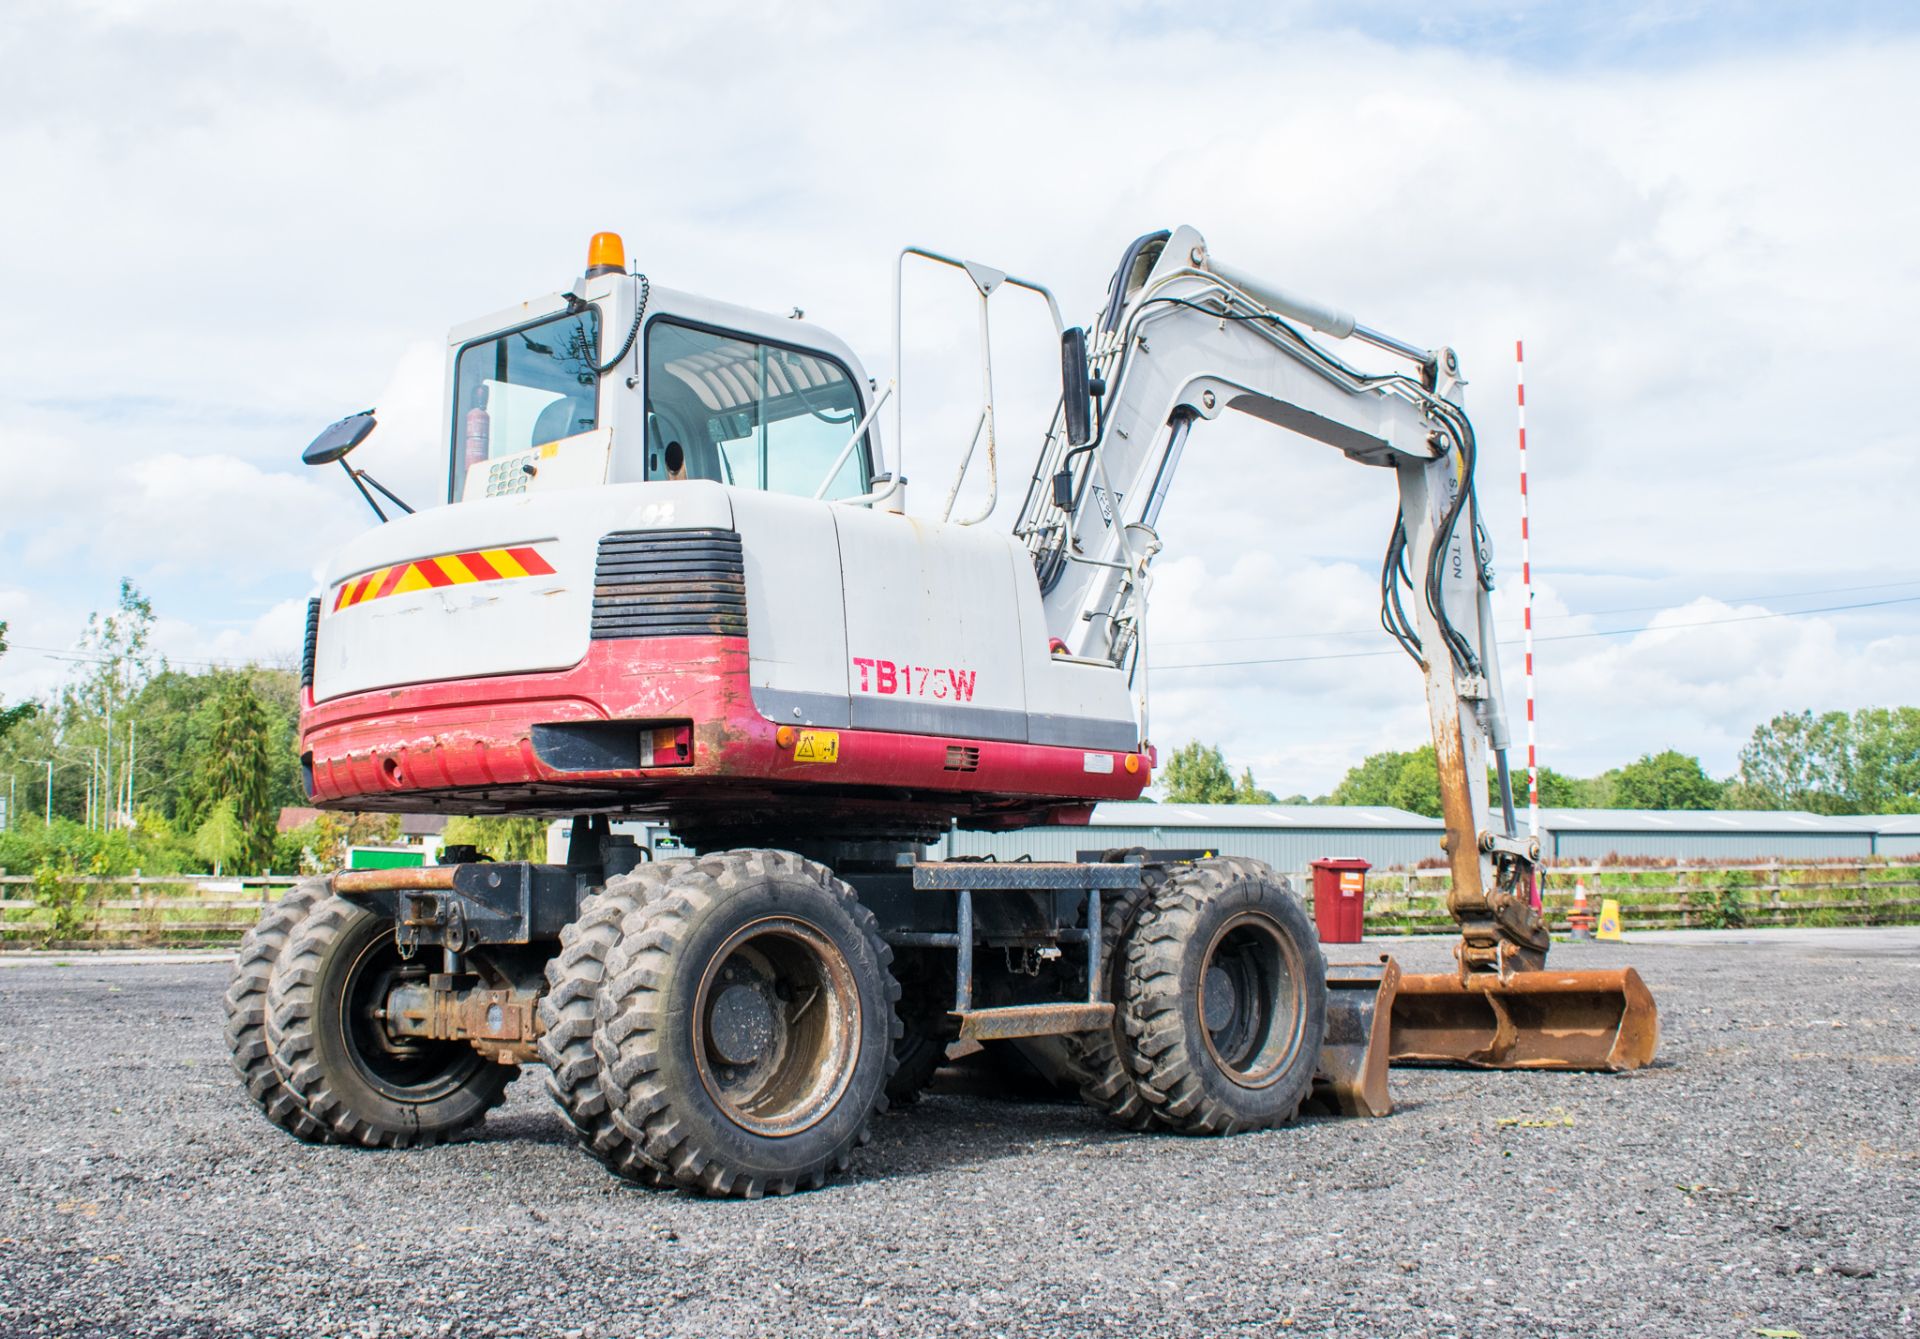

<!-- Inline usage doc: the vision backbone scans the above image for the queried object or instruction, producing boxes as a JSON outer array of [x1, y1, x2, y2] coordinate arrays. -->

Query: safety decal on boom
[[332, 545, 557, 611], [851, 658, 977, 701]]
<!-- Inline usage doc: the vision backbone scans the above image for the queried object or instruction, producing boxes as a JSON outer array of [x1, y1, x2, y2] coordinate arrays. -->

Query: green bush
[[1699, 884, 1750, 929], [0, 812, 197, 878], [29, 862, 94, 946]]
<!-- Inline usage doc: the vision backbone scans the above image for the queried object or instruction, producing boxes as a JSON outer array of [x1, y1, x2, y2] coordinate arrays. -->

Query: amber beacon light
[[586, 231, 626, 277]]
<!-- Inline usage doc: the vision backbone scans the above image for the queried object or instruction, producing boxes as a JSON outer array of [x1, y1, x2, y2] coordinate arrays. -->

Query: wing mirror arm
[[304, 410, 416, 522], [339, 456, 388, 522]]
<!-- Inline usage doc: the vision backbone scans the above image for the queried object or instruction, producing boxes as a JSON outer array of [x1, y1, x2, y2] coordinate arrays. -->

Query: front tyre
[[594, 850, 900, 1197], [267, 896, 515, 1148], [1122, 858, 1327, 1135], [224, 876, 337, 1142]]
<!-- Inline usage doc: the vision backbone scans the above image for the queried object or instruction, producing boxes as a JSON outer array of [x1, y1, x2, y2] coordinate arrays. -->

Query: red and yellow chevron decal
[[332, 545, 557, 611]]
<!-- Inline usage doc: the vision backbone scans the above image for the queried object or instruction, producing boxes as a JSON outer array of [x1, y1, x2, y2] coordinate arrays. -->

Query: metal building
[[1537, 809, 1874, 862], [934, 804, 1917, 870], [938, 803, 1444, 874], [1836, 814, 1920, 859]]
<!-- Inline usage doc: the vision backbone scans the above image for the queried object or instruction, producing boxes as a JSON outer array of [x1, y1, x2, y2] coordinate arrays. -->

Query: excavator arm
[[1011, 226, 1657, 1072]]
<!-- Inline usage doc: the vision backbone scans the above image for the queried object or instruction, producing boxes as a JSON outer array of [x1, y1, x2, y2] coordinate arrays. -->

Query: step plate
[[914, 862, 1144, 891], [954, 1002, 1113, 1041]]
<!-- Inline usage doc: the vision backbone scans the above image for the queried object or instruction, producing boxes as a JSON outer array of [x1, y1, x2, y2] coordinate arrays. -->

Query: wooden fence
[[1339, 861, 1920, 934], [5, 860, 1920, 950], [1, 873, 305, 950]]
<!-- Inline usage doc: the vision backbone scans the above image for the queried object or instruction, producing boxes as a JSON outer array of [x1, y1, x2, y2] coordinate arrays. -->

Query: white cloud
[[2, 3, 1916, 795], [149, 598, 311, 674]]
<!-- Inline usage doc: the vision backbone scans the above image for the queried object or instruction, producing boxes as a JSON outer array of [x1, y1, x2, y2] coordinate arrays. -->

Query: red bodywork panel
[[300, 635, 1149, 843]]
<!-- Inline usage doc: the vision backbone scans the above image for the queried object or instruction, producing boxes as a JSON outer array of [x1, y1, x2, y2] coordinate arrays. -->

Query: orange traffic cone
[[1570, 878, 1595, 939]]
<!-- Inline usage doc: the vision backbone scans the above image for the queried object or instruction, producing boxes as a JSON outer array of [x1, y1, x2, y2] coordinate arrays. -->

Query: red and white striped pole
[[1516, 340, 1538, 842]]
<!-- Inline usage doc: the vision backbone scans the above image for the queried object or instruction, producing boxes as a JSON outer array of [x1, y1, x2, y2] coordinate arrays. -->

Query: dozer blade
[[1310, 955, 1401, 1117], [1389, 966, 1659, 1071]]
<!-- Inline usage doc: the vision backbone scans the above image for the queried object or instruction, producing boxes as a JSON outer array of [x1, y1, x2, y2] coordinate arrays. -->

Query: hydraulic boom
[[1011, 225, 1656, 1068]]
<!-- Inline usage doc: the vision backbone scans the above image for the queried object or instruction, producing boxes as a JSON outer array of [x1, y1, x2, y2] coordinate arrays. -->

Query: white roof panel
[[1536, 808, 1869, 835], [1087, 803, 1440, 830]]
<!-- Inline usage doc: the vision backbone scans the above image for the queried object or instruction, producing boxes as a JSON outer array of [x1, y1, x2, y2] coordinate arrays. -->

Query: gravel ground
[[1, 931, 1914, 1338]]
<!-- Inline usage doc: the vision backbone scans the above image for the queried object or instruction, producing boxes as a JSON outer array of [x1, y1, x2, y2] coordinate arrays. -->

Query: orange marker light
[[586, 231, 626, 275], [776, 726, 796, 749], [1125, 753, 1140, 774]]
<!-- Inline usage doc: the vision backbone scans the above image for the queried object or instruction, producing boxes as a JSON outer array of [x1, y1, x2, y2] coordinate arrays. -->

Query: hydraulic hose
[[590, 273, 650, 376]]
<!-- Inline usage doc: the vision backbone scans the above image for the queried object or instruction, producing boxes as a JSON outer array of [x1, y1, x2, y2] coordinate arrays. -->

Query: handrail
[[892, 246, 1064, 525]]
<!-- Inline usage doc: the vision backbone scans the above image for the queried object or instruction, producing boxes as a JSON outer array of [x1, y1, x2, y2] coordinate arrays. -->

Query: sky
[[1, 0, 1916, 797]]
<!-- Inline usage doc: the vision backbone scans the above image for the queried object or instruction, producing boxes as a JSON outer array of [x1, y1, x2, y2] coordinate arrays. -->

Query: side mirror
[[303, 410, 377, 466], [1060, 327, 1093, 447], [1051, 469, 1074, 510]]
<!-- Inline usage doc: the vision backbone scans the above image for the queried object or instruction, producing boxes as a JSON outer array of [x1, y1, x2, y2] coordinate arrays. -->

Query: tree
[[192, 799, 245, 875], [0, 581, 161, 826], [126, 669, 221, 825], [1386, 747, 1441, 818], [1613, 750, 1723, 810], [187, 674, 276, 873], [248, 667, 306, 815], [275, 811, 402, 873], [0, 622, 36, 745], [1735, 707, 1920, 814], [1323, 746, 1446, 817], [443, 815, 550, 862], [1530, 765, 1585, 808], [1326, 749, 1411, 808], [1490, 763, 1585, 809], [1733, 710, 1851, 812], [1235, 768, 1278, 804], [1848, 707, 1920, 813], [1161, 743, 1238, 803]]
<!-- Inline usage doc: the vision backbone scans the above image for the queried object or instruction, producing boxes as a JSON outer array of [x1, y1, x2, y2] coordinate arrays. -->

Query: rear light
[[531, 721, 692, 772], [639, 724, 693, 767]]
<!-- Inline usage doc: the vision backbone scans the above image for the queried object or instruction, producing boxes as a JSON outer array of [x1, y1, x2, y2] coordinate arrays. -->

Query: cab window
[[450, 309, 600, 499], [644, 321, 869, 500]]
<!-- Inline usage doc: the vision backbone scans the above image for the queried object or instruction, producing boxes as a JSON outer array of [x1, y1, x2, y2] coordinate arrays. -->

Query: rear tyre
[[224, 876, 337, 1142], [594, 850, 900, 1197], [886, 949, 954, 1106], [268, 896, 515, 1148], [1122, 858, 1326, 1136], [537, 866, 674, 1186]]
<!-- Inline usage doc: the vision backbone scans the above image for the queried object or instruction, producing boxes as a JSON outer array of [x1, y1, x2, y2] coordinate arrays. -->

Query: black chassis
[[332, 843, 1152, 1035]]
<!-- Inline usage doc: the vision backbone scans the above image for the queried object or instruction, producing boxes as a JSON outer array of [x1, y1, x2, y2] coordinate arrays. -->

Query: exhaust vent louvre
[[943, 745, 981, 772], [592, 528, 748, 639], [300, 597, 321, 688]]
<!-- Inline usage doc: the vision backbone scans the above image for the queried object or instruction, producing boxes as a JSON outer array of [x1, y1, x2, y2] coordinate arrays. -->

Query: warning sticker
[[793, 730, 840, 764]]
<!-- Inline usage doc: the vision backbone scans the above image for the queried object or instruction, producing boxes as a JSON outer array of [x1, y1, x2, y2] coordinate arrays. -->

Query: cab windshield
[[451, 308, 600, 499]]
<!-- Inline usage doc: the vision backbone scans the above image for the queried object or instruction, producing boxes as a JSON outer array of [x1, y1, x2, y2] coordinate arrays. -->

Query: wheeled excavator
[[228, 227, 1658, 1197]]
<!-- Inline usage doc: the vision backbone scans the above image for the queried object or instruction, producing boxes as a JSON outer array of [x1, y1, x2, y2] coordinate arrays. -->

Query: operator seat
[[532, 396, 595, 447]]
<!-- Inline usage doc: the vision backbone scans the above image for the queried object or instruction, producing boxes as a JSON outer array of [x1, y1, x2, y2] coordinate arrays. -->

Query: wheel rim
[[693, 916, 862, 1138], [340, 928, 484, 1103], [1197, 910, 1307, 1089]]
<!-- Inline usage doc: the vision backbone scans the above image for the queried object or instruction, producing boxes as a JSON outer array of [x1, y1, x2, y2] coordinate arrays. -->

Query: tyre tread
[[1121, 857, 1325, 1136], [537, 866, 674, 1186], [593, 849, 901, 1197], [267, 894, 513, 1149], [224, 876, 336, 1142]]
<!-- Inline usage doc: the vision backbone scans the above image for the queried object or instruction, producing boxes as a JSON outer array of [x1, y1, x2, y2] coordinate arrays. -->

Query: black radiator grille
[[592, 528, 748, 639], [300, 597, 321, 688]]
